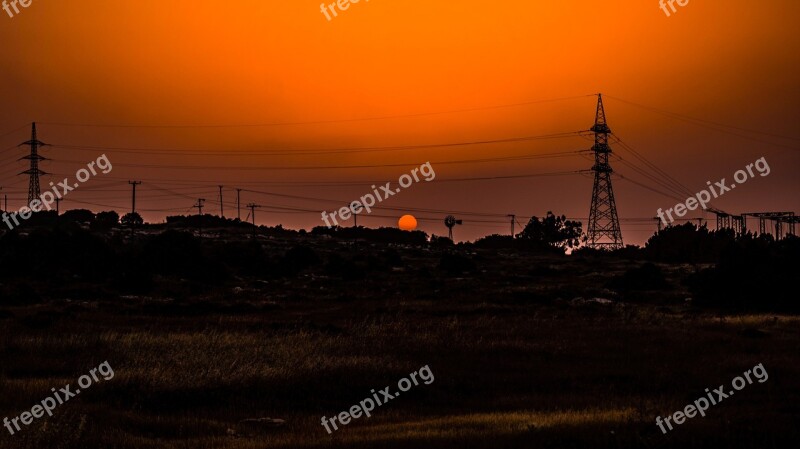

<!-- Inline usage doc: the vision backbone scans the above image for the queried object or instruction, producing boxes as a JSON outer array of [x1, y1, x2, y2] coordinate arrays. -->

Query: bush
[[689, 235, 800, 312], [325, 253, 366, 281], [279, 245, 321, 276], [643, 223, 738, 263], [139, 230, 224, 281], [60, 209, 95, 224], [439, 253, 477, 275], [607, 263, 670, 292], [92, 211, 120, 231]]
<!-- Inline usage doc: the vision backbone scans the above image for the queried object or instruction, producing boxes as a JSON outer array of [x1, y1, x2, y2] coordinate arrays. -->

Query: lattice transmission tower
[[20, 122, 48, 206], [587, 94, 623, 249]]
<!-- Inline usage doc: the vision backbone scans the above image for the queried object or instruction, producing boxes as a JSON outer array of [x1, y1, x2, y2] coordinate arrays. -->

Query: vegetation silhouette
[[121, 212, 143, 227], [689, 234, 799, 312], [0, 210, 796, 311], [517, 212, 584, 251]]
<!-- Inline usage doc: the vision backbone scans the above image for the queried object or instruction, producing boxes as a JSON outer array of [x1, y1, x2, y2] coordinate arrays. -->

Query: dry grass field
[[0, 238, 798, 448]]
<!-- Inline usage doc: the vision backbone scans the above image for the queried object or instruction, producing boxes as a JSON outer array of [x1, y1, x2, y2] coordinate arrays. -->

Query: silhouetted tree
[[311, 226, 428, 245], [430, 235, 455, 247], [643, 223, 739, 263], [121, 212, 144, 227], [93, 211, 120, 231], [60, 209, 95, 224], [518, 212, 584, 251], [139, 230, 221, 280], [689, 235, 800, 312]]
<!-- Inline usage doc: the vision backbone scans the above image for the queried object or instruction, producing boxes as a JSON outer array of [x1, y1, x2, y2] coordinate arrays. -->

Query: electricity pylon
[[587, 94, 623, 249], [20, 122, 48, 206]]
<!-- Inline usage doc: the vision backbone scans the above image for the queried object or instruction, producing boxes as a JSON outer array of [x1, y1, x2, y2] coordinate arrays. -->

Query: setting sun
[[398, 215, 418, 231]]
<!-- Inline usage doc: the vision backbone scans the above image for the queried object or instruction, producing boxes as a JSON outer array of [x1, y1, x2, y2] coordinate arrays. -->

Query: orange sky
[[1, 0, 798, 243]]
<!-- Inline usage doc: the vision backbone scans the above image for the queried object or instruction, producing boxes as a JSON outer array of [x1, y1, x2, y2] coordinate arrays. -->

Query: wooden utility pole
[[654, 216, 662, 232], [236, 188, 242, 220], [218, 185, 224, 218], [194, 198, 206, 237], [247, 203, 260, 238], [128, 181, 141, 214], [351, 201, 362, 228], [194, 198, 205, 216]]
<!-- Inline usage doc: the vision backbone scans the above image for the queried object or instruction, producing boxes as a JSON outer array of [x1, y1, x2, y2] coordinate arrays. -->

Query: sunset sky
[[1, 0, 798, 243]]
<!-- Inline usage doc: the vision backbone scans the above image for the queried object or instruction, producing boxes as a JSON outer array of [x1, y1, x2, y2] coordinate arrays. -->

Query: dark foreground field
[[0, 231, 798, 448]]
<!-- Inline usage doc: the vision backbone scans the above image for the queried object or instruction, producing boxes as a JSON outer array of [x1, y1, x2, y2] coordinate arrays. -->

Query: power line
[[37, 94, 593, 129], [48, 131, 589, 157], [604, 95, 800, 151], [614, 158, 691, 200], [92, 170, 581, 187], [51, 180, 696, 233], [611, 134, 696, 198], [51, 150, 585, 171], [240, 188, 517, 219], [616, 172, 686, 203], [605, 95, 799, 142], [0, 124, 29, 141]]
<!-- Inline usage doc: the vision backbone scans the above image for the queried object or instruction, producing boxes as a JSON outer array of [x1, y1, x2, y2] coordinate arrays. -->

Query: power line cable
[[38, 94, 594, 129], [51, 150, 585, 171], [49, 131, 589, 157], [604, 95, 800, 151], [604, 95, 799, 142]]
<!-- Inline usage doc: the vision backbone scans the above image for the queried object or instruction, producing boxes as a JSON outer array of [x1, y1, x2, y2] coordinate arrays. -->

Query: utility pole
[[507, 214, 516, 238], [351, 201, 362, 228], [55, 197, 61, 215], [218, 185, 224, 218], [3, 193, 6, 212], [236, 188, 242, 220], [20, 122, 49, 206], [247, 203, 260, 238], [194, 198, 206, 237], [654, 216, 662, 232], [587, 94, 623, 250], [128, 181, 141, 215], [194, 198, 205, 216]]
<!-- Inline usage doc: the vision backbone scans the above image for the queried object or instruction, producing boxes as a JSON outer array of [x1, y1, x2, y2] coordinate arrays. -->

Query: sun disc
[[398, 214, 418, 231]]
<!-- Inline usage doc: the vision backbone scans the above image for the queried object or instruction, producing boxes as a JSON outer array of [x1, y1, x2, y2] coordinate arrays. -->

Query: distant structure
[[444, 215, 462, 240], [587, 94, 624, 249], [218, 185, 225, 218], [247, 203, 261, 238], [350, 201, 362, 227], [128, 181, 142, 214], [741, 212, 795, 238], [20, 122, 48, 206], [193, 198, 206, 216], [236, 188, 242, 220]]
